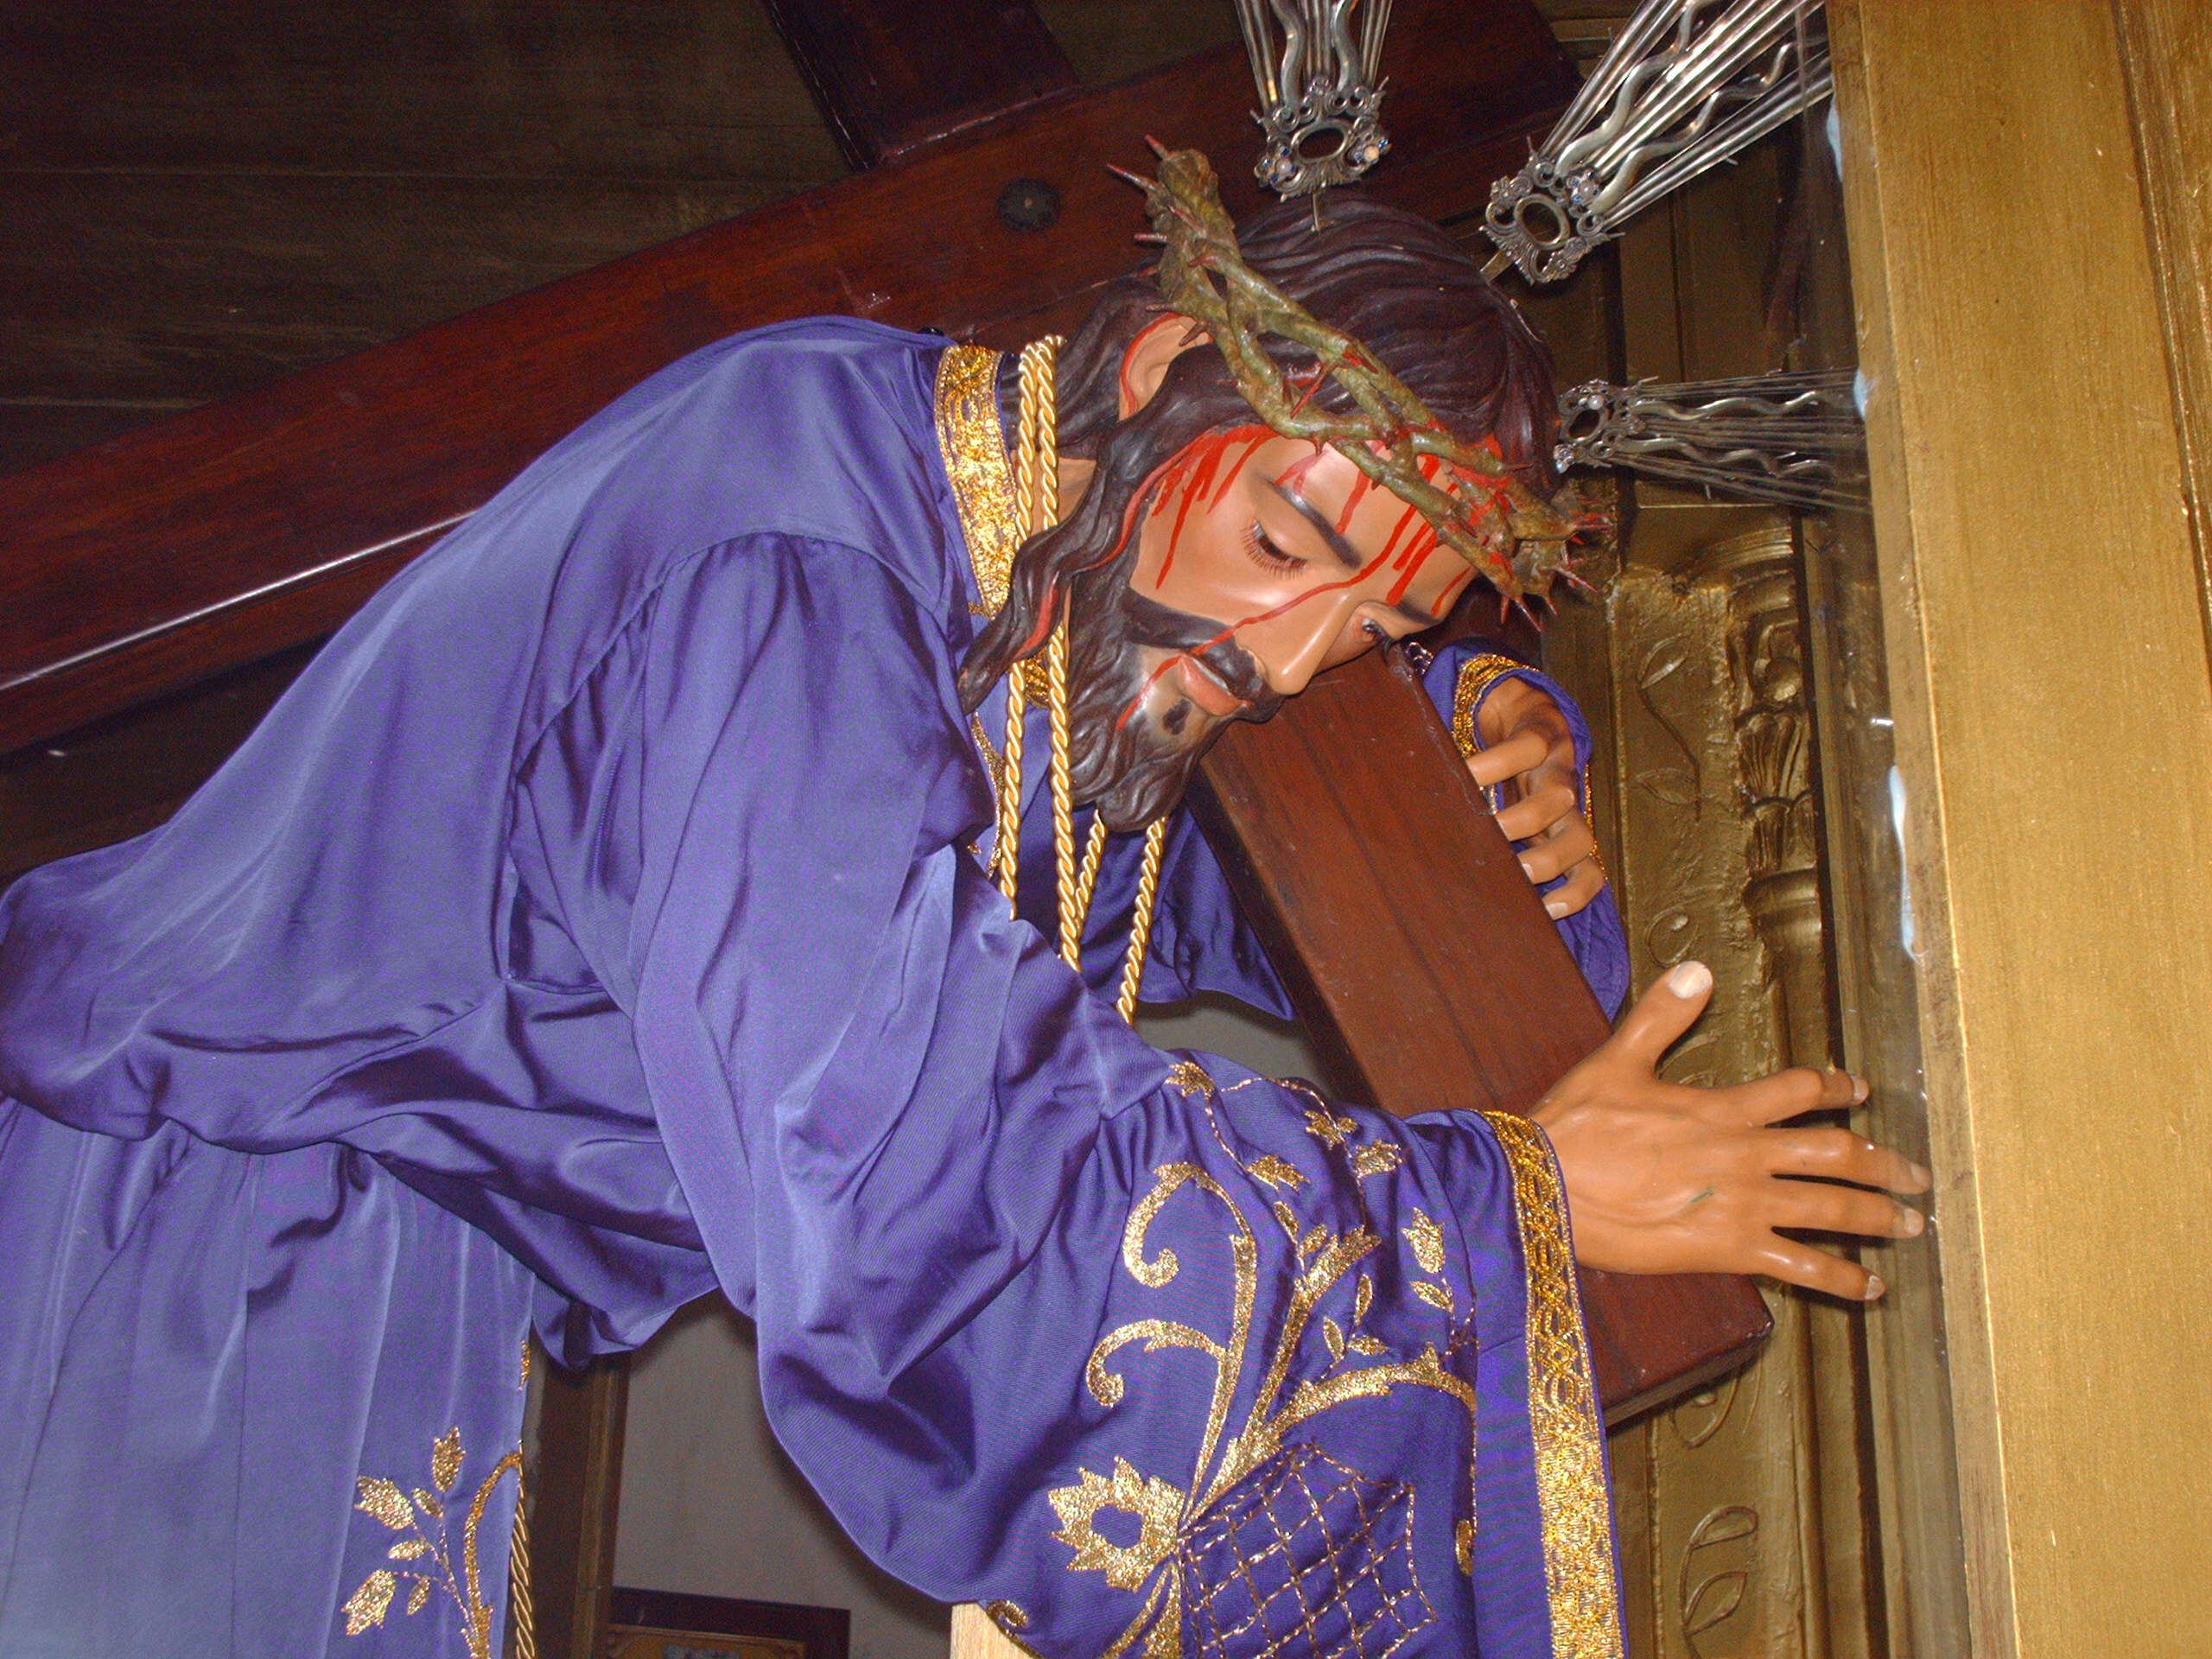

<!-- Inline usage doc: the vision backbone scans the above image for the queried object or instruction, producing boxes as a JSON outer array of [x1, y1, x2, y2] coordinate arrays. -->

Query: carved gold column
[[1594, 518, 1876, 1659]]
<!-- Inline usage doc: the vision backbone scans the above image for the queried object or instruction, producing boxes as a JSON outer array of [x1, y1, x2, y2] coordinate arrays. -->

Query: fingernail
[[1901, 1209, 1925, 1236], [1852, 1075, 1870, 1103], [1863, 1274, 1885, 1300], [1667, 960, 1712, 998], [1545, 896, 1570, 918], [1519, 858, 1536, 880], [1911, 1162, 1931, 1185]]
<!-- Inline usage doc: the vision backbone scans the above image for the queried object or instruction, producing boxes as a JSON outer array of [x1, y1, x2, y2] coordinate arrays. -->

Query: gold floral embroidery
[[1478, 1111, 1623, 1659], [1302, 1107, 1357, 1149], [1055, 1064, 1481, 1659], [1051, 1459, 1187, 1589], [1166, 1061, 1214, 1097], [1351, 1142, 1403, 1179], [345, 1427, 527, 1659], [1402, 1210, 1446, 1276]]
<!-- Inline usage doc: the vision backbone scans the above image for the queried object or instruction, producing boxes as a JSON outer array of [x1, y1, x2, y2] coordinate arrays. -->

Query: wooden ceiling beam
[[760, 0, 1080, 168]]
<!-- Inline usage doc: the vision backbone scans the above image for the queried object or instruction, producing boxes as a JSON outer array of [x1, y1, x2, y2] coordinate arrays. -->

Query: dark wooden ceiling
[[0, 0, 1255, 478], [0, 1, 1628, 480]]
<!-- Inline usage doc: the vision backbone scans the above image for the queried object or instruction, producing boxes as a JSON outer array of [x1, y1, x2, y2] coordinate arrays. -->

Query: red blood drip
[[1274, 442, 1328, 497], [1377, 504, 1421, 570], [1155, 425, 1271, 588], [1334, 469, 1376, 536]]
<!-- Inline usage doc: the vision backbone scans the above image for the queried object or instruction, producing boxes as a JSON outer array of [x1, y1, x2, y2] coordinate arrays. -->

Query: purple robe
[[0, 320, 1625, 1658]]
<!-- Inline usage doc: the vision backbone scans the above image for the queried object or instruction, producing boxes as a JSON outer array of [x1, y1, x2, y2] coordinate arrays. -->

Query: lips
[[1172, 652, 1247, 717]]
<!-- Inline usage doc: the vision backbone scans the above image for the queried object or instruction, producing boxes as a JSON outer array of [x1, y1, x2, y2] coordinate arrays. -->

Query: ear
[[1117, 314, 1211, 419]]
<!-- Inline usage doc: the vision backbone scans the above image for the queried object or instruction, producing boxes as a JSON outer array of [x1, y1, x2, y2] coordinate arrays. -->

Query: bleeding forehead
[[1245, 435, 1484, 612]]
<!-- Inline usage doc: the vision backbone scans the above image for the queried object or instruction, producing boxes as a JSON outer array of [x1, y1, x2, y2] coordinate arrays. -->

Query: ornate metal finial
[[1233, 0, 1395, 198], [1483, 0, 1831, 283], [1555, 371, 1866, 511]]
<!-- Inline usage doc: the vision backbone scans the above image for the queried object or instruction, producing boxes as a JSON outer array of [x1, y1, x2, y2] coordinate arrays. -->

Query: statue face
[[1072, 424, 1482, 828]]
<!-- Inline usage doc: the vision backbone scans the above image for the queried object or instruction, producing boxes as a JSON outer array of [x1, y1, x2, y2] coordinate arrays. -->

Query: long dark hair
[[957, 194, 1559, 715]]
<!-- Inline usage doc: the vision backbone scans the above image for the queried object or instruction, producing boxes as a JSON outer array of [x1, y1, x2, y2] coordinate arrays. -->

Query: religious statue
[[0, 151, 1924, 1658]]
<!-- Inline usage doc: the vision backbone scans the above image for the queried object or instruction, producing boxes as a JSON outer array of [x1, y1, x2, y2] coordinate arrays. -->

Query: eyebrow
[[1267, 481, 1443, 626]]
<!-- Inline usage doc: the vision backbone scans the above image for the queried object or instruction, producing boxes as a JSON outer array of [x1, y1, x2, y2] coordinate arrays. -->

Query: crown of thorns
[[1115, 145, 1592, 610]]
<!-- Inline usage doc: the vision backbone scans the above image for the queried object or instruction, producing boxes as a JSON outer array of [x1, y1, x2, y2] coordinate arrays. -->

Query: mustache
[[1114, 588, 1282, 718]]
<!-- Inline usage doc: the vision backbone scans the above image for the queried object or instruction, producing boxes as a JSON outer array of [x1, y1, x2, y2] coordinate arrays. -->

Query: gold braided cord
[[1047, 614, 1082, 967], [505, 1470, 536, 1659], [994, 671, 1027, 909], [995, 333, 1168, 1022], [1019, 337, 1092, 969], [1115, 817, 1172, 1022], [1072, 815, 1109, 926]]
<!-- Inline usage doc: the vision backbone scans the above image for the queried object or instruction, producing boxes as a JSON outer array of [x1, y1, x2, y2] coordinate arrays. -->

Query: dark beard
[[1063, 575, 1284, 831]]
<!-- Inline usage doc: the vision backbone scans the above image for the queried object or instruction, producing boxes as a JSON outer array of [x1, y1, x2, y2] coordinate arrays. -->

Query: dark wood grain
[[1190, 647, 1773, 1421], [761, 0, 1079, 168], [0, 0, 842, 179], [529, 1351, 631, 1659], [0, 0, 1576, 752], [0, 173, 813, 408]]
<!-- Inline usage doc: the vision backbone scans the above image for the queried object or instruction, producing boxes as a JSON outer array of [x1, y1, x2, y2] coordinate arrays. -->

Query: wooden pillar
[[1830, 3, 2212, 1651]]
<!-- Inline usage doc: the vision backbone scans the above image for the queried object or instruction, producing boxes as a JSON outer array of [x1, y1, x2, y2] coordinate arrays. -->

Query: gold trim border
[[934, 344, 1024, 616], [1479, 1111, 1623, 1659], [1449, 652, 1526, 758]]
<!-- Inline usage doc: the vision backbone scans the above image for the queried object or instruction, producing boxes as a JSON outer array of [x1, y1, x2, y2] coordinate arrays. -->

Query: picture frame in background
[[606, 1587, 850, 1659]]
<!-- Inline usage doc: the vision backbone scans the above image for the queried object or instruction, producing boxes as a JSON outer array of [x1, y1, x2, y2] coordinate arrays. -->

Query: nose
[[1236, 586, 1373, 696]]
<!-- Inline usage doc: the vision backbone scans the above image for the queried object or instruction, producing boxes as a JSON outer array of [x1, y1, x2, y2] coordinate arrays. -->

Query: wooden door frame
[[1830, 3, 2212, 1651]]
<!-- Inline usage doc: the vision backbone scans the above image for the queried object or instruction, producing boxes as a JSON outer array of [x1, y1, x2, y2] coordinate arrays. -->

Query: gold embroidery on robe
[[1049, 1063, 1480, 1658], [935, 345, 1022, 614], [935, 342, 1052, 702], [345, 1427, 525, 1659], [1478, 1110, 1623, 1659]]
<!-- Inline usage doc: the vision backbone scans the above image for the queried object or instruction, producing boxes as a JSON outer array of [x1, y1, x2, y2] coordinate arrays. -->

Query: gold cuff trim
[[1449, 653, 1527, 758], [1478, 1111, 1623, 1659]]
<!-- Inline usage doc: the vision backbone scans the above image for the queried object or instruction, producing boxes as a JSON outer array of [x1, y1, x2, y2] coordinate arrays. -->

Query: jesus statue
[[0, 152, 1926, 1659]]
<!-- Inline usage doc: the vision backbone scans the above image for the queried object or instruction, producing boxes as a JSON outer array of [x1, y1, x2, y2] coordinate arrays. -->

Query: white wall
[[616, 1300, 952, 1659], [613, 995, 1325, 1659]]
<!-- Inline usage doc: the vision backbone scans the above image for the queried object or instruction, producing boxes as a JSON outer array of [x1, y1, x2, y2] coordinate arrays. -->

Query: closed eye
[[1241, 521, 1309, 577]]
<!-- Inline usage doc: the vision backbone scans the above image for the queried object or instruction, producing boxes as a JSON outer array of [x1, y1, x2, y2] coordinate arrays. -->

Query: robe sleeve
[[618, 537, 1621, 1658], [1425, 639, 1631, 1017]]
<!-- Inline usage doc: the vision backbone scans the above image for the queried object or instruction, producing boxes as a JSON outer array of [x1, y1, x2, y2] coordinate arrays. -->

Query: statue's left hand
[[1534, 961, 1932, 1300], [1468, 676, 1605, 918]]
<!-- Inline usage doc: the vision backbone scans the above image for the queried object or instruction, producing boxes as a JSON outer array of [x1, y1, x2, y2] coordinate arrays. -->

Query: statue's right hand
[[1531, 961, 1931, 1300]]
